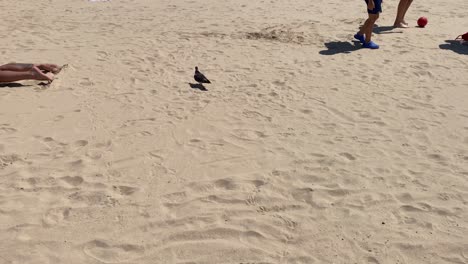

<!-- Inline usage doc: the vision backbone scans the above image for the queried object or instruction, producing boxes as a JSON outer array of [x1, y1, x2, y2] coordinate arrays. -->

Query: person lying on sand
[[0, 63, 63, 83]]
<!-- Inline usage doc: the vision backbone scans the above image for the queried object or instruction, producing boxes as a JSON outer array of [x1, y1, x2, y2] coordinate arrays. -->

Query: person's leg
[[357, 0, 381, 45], [356, 0, 374, 40], [36, 64, 62, 74], [364, 14, 379, 43], [0, 63, 62, 74], [358, 19, 371, 36], [360, 13, 380, 49], [0, 63, 34, 71], [394, 0, 411, 28], [0, 66, 54, 83], [401, 0, 414, 25]]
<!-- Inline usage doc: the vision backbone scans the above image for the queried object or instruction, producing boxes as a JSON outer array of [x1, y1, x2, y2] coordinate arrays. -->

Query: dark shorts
[[365, 0, 382, 14]]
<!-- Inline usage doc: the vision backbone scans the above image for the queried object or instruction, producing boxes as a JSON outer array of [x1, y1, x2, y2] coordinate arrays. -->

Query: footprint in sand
[[74, 139, 89, 147], [79, 78, 94, 86], [339, 152, 356, 161], [60, 176, 84, 187], [42, 207, 71, 227], [0, 124, 17, 135], [83, 240, 145, 263], [54, 115, 64, 122], [86, 149, 104, 160], [0, 154, 21, 169], [68, 191, 118, 206], [113, 185, 139, 196], [231, 129, 268, 141]]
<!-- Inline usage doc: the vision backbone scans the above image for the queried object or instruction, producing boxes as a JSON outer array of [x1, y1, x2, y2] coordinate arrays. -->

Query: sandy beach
[[1, 0, 467, 263]]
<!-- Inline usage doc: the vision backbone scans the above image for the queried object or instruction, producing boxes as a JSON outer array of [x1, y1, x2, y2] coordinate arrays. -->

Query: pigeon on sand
[[194, 66, 211, 84]]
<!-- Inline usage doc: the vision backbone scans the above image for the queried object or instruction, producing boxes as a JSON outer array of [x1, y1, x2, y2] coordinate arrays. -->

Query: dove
[[194, 66, 211, 84]]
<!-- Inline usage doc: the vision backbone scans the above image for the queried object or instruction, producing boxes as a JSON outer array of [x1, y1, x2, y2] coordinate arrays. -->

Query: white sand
[[1, 0, 467, 263]]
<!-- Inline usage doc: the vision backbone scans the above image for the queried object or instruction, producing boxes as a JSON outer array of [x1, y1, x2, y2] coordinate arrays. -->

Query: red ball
[[417, 17, 428, 27]]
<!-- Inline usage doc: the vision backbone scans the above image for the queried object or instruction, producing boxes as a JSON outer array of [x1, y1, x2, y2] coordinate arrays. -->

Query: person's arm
[[367, 0, 375, 10]]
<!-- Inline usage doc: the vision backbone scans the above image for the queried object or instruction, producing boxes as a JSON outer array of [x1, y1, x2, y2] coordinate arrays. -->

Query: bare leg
[[36, 64, 63, 74], [401, 0, 414, 25], [0, 63, 34, 71], [358, 19, 372, 36], [0, 63, 62, 74], [363, 14, 379, 43], [394, 0, 413, 28], [0, 66, 54, 83]]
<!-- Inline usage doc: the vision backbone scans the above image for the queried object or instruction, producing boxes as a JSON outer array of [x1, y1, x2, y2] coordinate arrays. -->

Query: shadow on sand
[[319, 41, 361, 55], [373, 25, 403, 34], [0, 83, 34, 88], [0, 82, 50, 89], [189, 83, 208, 91], [439, 40, 468, 55]]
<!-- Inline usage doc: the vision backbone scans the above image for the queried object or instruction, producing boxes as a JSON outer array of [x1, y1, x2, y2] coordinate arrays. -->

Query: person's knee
[[369, 14, 379, 22]]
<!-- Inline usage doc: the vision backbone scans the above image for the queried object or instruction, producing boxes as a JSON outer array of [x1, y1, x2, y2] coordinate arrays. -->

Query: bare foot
[[36, 64, 63, 74], [31, 66, 54, 81], [394, 22, 410, 28]]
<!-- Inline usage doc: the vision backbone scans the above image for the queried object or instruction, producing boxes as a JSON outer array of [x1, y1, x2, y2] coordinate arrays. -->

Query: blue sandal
[[362, 41, 379, 49], [354, 33, 366, 44]]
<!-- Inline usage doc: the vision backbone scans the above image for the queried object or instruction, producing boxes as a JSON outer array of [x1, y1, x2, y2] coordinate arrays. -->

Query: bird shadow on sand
[[439, 40, 468, 55], [319, 41, 360, 55], [189, 83, 208, 91]]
